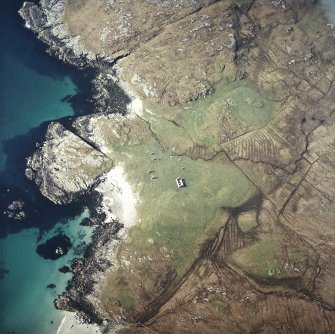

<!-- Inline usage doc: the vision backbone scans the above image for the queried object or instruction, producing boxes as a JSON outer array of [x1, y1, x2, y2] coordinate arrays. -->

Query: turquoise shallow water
[[0, 0, 79, 172], [0, 51, 76, 171], [0, 210, 94, 334], [0, 1, 96, 333]]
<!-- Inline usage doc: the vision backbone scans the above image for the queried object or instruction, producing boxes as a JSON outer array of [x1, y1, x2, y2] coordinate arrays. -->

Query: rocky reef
[[19, 0, 335, 333], [54, 221, 124, 326], [36, 233, 72, 260], [4, 200, 26, 220]]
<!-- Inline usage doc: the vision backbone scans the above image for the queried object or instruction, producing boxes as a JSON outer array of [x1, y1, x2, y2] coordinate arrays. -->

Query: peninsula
[[19, 0, 335, 333]]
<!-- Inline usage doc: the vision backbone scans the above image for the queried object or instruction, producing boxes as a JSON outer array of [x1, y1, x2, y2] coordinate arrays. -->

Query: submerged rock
[[59, 265, 71, 274], [80, 217, 95, 227], [36, 233, 72, 260], [0, 266, 9, 280]]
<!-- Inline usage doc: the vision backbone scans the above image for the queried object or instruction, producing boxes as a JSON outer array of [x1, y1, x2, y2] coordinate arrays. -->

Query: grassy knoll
[[230, 234, 316, 281], [122, 144, 257, 272], [142, 81, 278, 156], [231, 235, 284, 279], [237, 211, 258, 233]]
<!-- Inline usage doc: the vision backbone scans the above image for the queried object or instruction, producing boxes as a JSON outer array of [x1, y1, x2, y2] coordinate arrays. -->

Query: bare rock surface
[[19, 0, 97, 67], [26, 122, 112, 204]]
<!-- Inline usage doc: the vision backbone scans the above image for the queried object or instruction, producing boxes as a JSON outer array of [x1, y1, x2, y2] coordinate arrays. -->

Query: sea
[[0, 0, 96, 333]]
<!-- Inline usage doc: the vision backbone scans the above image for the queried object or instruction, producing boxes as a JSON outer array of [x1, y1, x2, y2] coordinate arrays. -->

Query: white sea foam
[[55, 311, 101, 334], [320, 0, 335, 24], [56, 316, 66, 334]]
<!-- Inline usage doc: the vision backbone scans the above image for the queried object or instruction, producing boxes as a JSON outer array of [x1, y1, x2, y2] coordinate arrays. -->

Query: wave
[[320, 0, 335, 23], [56, 316, 66, 334]]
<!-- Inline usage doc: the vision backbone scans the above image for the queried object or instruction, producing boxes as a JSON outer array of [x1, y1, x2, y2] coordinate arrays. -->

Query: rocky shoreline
[[19, 0, 137, 330], [18, 1, 335, 333], [52, 163, 141, 329], [54, 221, 124, 326], [19, 1, 132, 115], [19, 0, 97, 68]]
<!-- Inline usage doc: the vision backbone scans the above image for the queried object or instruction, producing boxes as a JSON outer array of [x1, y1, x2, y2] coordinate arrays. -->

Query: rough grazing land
[[22, 0, 335, 333]]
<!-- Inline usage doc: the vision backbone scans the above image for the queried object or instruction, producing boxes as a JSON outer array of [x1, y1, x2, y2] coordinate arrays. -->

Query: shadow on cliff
[[0, 121, 83, 239]]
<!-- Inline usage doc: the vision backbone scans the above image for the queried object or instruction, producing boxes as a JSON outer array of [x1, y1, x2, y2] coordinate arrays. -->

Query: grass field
[[231, 235, 284, 279], [230, 233, 316, 281], [90, 80, 278, 314], [141, 81, 278, 155], [107, 134, 259, 268]]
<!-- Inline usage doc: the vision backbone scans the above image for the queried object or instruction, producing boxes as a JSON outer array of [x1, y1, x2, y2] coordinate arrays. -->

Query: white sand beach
[[95, 165, 138, 229], [128, 97, 143, 115], [56, 311, 101, 334]]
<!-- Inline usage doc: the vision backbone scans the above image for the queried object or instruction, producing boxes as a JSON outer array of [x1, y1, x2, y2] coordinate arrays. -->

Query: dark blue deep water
[[0, 1, 95, 333]]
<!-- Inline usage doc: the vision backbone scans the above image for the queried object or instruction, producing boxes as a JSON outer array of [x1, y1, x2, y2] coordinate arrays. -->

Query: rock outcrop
[[19, 0, 97, 67], [5, 200, 26, 220], [25, 122, 112, 204], [19, 0, 132, 114]]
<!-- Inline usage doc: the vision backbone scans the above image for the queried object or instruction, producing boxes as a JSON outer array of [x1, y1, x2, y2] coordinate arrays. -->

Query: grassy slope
[[93, 81, 279, 312]]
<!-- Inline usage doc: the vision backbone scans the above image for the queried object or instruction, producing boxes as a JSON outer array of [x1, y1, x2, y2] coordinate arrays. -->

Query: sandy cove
[[56, 311, 101, 334], [55, 164, 138, 333], [95, 165, 138, 230]]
